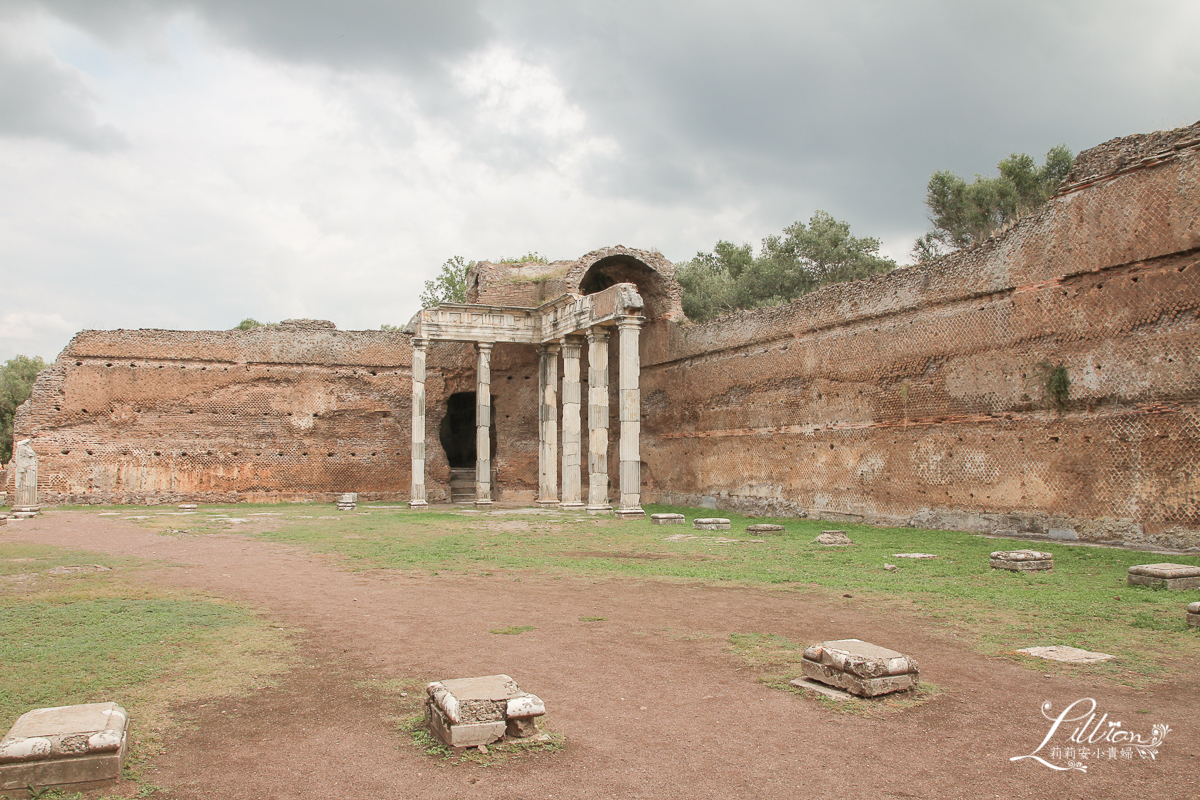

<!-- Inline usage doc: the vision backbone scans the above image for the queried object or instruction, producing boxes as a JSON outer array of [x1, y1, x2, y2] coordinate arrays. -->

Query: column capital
[[411, 336, 429, 349], [560, 334, 584, 355], [586, 326, 610, 343], [475, 340, 495, 353], [537, 341, 561, 355], [615, 314, 644, 330]]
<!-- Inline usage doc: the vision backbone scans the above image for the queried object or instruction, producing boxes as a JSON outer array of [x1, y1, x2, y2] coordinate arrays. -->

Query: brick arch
[[565, 246, 684, 322]]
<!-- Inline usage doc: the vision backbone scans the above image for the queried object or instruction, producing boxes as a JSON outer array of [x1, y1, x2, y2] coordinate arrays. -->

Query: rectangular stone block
[[693, 518, 730, 531], [800, 639, 918, 698], [1127, 563, 1200, 590], [426, 704, 506, 748], [0, 703, 128, 797], [651, 513, 685, 525], [991, 550, 1054, 572]]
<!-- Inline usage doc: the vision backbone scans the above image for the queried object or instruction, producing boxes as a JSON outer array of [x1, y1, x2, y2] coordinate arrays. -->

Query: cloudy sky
[[1, 0, 1197, 362]]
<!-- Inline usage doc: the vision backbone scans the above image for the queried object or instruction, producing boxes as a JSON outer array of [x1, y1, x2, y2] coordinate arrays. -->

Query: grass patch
[[0, 542, 293, 795], [59, 502, 1200, 687], [490, 625, 536, 635]]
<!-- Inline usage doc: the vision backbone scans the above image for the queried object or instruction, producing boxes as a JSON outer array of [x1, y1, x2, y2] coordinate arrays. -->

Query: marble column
[[475, 341, 494, 507], [408, 338, 428, 509], [615, 315, 645, 517], [559, 335, 585, 509], [585, 327, 612, 513], [536, 342, 560, 506]]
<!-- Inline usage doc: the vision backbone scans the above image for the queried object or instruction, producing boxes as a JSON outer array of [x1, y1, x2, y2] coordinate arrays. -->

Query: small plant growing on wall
[[1037, 362, 1071, 409]]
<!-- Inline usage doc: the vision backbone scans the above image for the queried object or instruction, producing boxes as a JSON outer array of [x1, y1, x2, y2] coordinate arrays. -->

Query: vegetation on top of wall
[[1, 354, 46, 464], [676, 211, 898, 322], [420, 255, 474, 307], [495, 251, 548, 264], [913, 145, 1074, 262], [231, 318, 280, 330]]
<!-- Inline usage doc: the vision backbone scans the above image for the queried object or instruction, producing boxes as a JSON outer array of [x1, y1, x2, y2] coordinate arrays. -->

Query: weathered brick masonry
[[640, 123, 1200, 546], [9, 125, 1200, 546]]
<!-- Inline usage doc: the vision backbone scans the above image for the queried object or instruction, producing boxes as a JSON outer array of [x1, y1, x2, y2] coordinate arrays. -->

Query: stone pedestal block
[[0, 703, 128, 797], [1127, 563, 1200, 590], [800, 639, 918, 698], [693, 518, 730, 531], [177, 504, 197, 511], [651, 513, 685, 525], [425, 675, 545, 749], [990, 549, 1054, 572], [1187, 602, 1200, 628], [746, 524, 784, 534]]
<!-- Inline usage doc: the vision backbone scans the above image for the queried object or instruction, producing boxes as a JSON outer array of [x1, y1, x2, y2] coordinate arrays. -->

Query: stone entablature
[[406, 282, 647, 516]]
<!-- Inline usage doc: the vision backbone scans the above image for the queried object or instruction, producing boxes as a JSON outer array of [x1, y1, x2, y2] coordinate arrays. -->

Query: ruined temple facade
[[10, 123, 1200, 546]]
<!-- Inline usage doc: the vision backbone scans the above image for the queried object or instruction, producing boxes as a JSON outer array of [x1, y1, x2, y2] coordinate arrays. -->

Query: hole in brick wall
[[1131, 276, 1139, 283], [106, 363, 112, 367], [81, 408, 87, 413], [181, 452, 188, 457], [370, 370, 377, 375], [61, 450, 69, 455], [154, 451, 161, 456], [86, 450, 93, 455], [75, 361, 82, 366], [350, 452, 357, 457], [371, 452, 377, 456], [328, 452, 335, 457], [55, 406, 60, 411]]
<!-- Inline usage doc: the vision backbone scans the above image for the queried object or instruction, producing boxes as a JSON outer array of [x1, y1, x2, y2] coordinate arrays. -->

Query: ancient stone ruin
[[425, 675, 545, 748], [3, 122, 1199, 549], [1126, 563, 1200, 590], [990, 549, 1054, 572], [0, 702, 128, 795], [797, 639, 919, 698]]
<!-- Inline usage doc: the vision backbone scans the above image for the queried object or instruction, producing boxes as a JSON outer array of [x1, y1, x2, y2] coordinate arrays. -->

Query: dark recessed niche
[[327, 452, 335, 457], [81, 408, 87, 413], [181, 452, 188, 457], [106, 363, 113, 367], [86, 450, 94, 455], [61, 450, 69, 455], [75, 361, 82, 366], [153, 451, 161, 456]]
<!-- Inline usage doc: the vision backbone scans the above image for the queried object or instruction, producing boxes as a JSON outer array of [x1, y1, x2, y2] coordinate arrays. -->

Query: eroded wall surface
[[639, 125, 1200, 546], [10, 125, 1199, 547]]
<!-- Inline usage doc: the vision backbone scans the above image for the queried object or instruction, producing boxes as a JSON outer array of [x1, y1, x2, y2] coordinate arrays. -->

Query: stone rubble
[[991, 549, 1054, 572], [800, 639, 919, 697], [425, 675, 545, 748], [814, 531, 852, 546]]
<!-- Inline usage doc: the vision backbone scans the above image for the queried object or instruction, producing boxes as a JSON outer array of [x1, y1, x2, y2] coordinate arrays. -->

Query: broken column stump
[[650, 513, 685, 525], [990, 549, 1054, 572], [746, 524, 784, 534], [425, 675, 545, 748], [1127, 563, 1200, 590], [336, 493, 358, 511], [799, 639, 919, 698], [1187, 602, 1200, 628], [0, 702, 128, 797]]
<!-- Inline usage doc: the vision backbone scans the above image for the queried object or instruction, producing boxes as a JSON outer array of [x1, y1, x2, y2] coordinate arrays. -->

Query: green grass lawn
[[0, 541, 293, 795], [49, 501, 1200, 687]]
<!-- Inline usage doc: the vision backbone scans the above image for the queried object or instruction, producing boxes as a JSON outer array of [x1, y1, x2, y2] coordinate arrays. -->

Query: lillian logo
[[1011, 698, 1170, 772]]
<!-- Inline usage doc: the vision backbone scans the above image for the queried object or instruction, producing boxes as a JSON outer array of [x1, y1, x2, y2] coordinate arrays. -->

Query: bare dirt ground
[[6, 511, 1198, 800]]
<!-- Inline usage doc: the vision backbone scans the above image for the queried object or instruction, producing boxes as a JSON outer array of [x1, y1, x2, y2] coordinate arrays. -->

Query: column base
[[408, 500, 429, 510], [535, 498, 560, 507], [614, 507, 645, 519], [474, 499, 494, 508], [559, 501, 586, 511], [586, 504, 613, 515]]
